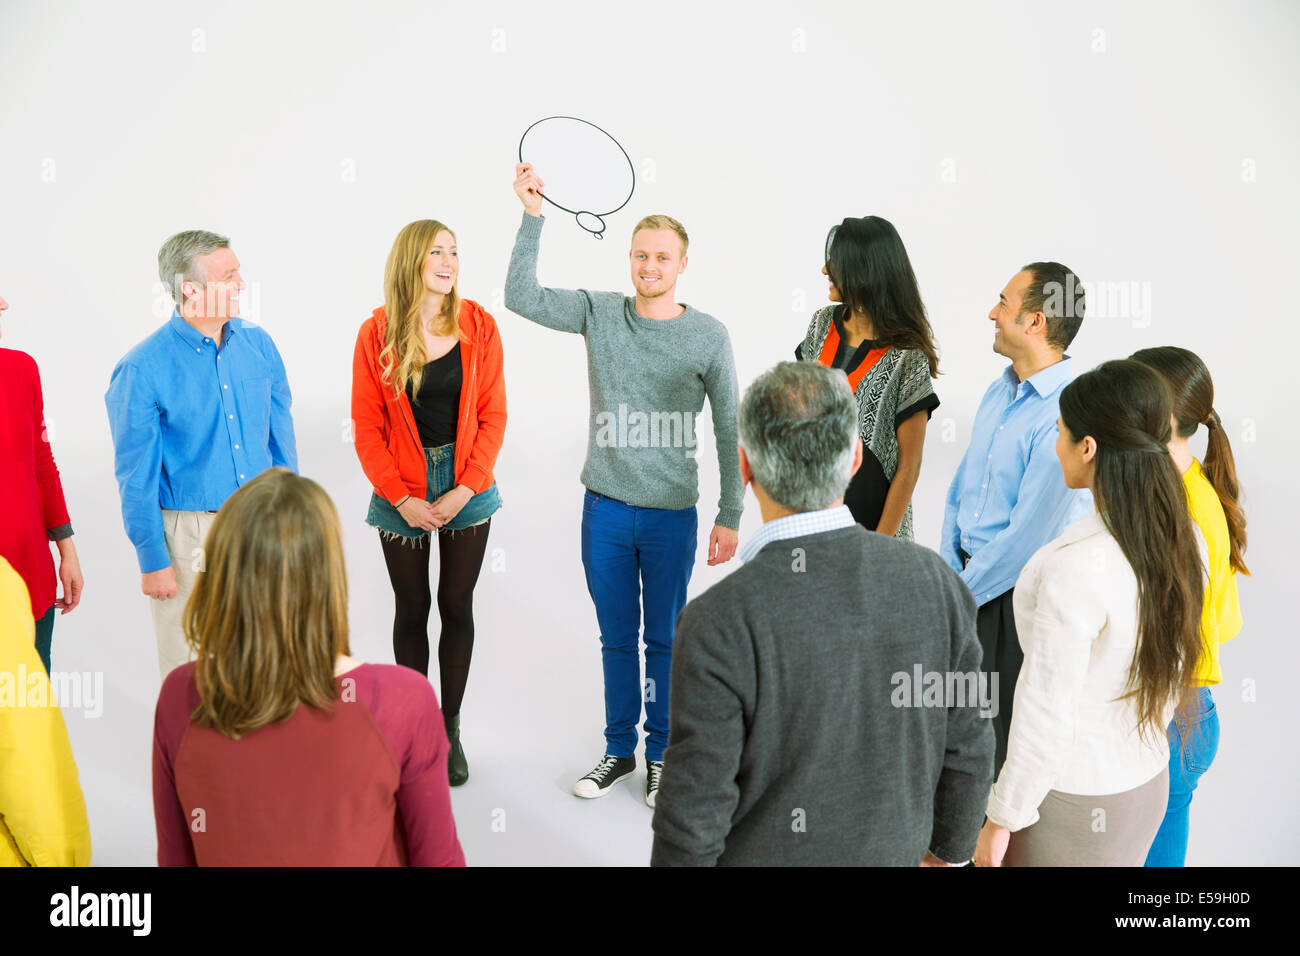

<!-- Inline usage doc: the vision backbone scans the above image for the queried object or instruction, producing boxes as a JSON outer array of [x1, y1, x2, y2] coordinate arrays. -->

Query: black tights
[[379, 520, 491, 717]]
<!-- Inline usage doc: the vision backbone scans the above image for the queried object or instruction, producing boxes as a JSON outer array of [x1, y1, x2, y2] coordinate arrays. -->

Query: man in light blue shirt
[[106, 230, 297, 676], [940, 261, 1091, 775]]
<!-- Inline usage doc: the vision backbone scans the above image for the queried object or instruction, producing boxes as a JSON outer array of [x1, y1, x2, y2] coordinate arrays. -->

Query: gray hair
[[738, 361, 858, 512], [158, 230, 230, 307]]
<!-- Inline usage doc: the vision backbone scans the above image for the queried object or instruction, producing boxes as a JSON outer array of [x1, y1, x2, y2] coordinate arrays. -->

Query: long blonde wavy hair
[[380, 219, 461, 398], [183, 468, 351, 739]]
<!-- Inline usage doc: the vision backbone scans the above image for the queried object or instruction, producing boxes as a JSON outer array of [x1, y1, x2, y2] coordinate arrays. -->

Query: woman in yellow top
[[1131, 347, 1247, 867], [0, 555, 92, 866]]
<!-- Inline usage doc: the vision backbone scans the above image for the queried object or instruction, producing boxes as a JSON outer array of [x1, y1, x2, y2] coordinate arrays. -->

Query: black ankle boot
[[446, 713, 468, 786]]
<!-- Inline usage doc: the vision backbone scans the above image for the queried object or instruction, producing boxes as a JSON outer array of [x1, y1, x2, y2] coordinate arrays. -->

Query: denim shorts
[[366, 442, 502, 546]]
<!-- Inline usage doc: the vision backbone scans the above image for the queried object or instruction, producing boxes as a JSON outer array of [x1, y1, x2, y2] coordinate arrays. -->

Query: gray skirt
[[1004, 767, 1170, 867]]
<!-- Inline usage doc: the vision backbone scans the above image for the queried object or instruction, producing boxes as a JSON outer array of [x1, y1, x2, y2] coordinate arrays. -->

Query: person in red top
[[351, 219, 507, 788], [0, 293, 83, 674], [151, 468, 465, 866]]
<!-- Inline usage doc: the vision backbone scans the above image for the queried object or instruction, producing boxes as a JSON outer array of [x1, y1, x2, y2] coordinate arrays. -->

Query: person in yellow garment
[[1131, 346, 1247, 867], [0, 555, 92, 865]]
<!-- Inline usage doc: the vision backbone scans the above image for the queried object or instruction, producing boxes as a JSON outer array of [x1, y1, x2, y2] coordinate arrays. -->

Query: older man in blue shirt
[[106, 230, 297, 677], [940, 262, 1092, 776]]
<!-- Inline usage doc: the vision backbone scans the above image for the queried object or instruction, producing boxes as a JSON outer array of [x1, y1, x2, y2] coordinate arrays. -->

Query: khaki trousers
[[150, 509, 217, 678]]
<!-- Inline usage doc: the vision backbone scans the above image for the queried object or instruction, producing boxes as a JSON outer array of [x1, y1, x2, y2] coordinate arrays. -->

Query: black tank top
[[405, 343, 462, 447]]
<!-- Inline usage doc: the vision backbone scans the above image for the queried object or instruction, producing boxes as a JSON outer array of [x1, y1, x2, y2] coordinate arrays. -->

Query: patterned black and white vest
[[799, 305, 938, 540]]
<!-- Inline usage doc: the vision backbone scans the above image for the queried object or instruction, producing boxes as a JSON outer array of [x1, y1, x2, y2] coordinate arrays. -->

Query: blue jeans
[[1145, 686, 1220, 866], [580, 490, 697, 762], [34, 605, 54, 675], [366, 442, 502, 544]]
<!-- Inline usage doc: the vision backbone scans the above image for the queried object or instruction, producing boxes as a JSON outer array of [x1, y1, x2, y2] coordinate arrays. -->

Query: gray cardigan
[[650, 524, 993, 866]]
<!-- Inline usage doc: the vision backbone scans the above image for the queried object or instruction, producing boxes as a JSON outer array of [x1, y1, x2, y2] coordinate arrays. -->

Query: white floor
[[56, 469, 1284, 866]]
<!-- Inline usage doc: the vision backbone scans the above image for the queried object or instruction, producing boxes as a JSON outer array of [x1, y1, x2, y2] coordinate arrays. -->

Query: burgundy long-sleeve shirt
[[0, 348, 72, 618], [152, 661, 465, 866]]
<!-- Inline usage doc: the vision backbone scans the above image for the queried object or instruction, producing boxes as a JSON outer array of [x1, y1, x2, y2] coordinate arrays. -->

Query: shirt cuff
[[714, 507, 742, 531], [986, 784, 1038, 832], [138, 543, 174, 575], [46, 523, 74, 541]]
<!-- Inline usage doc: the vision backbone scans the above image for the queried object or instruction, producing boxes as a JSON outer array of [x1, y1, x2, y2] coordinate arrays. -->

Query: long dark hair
[[824, 216, 940, 376], [1058, 360, 1204, 746], [1130, 346, 1248, 575]]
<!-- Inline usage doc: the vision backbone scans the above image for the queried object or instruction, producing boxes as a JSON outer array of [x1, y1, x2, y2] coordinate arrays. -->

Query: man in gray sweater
[[651, 362, 994, 866], [506, 163, 743, 808]]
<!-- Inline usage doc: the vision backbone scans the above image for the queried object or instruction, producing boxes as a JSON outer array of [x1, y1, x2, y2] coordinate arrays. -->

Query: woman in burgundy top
[[151, 468, 465, 866], [0, 293, 83, 674]]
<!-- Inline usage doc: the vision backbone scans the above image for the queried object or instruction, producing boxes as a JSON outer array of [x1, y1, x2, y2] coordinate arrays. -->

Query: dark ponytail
[[1130, 347, 1248, 575], [1058, 360, 1204, 746]]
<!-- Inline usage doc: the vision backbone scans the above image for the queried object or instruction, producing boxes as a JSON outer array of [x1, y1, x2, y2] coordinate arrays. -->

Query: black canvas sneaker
[[645, 759, 665, 808], [572, 754, 637, 798]]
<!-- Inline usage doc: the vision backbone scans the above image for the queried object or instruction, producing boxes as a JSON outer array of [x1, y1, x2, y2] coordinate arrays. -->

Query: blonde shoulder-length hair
[[380, 219, 462, 398], [183, 468, 351, 739]]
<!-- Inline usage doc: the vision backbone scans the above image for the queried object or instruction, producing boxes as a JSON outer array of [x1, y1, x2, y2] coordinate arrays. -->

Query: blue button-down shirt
[[741, 504, 858, 564], [105, 311, 298, 573], [939, 357, 1092, 606]]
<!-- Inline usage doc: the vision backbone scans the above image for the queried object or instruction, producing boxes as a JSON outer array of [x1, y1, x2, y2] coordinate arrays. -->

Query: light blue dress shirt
[[939, 357, 1092, 606], [740, 504, 858, 564], [105, 311, 297, 573]]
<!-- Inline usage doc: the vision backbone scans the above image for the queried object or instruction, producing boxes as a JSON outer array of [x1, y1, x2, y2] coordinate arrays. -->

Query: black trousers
[[960, 549, 1022, 779], [976, 590, 1021, 778]]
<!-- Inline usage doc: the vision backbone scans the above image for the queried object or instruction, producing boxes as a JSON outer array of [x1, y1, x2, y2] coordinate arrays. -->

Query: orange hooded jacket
[[351, 299, 506, 504]]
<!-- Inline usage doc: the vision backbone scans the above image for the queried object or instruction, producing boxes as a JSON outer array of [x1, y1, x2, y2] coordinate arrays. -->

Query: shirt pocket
[[239, 377, 272, 443]]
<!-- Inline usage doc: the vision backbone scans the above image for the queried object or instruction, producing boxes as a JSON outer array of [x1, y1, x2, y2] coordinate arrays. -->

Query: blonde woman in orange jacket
[[350, 219, 507, 788]]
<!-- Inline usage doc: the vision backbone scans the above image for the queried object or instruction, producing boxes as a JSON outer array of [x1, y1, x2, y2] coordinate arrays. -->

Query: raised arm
[[503, 163, 594, 334]]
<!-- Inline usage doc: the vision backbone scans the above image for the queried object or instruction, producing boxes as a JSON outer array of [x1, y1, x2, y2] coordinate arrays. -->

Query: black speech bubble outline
[[518, 115, 636, 240]]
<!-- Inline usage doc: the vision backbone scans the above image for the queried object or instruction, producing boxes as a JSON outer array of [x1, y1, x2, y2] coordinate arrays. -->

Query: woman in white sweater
[[974, 359, 1206, 867]]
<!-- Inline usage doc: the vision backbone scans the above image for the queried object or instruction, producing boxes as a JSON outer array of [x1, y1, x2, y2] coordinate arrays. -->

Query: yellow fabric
[[1184, 459, 1243, 686], [0, 557, 92, 866]]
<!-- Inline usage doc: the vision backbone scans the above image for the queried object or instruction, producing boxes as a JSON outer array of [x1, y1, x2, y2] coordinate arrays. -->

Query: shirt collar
[[740, 504, 857, 564], [1052, 508, 1104, 547], [169, 309, 234, 349], [1003, 354, 1074, 399]]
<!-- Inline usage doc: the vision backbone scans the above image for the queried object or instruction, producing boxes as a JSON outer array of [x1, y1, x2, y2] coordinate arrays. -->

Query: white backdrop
[[1, 0, 1296, 866]]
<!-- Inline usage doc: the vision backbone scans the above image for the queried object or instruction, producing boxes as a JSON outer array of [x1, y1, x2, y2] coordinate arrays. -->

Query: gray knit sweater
[[504, 212, 743, 529], [650, 524, 994, 866]]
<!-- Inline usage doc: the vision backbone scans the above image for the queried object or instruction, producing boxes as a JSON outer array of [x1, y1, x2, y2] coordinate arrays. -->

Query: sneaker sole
[[572, 769, 636, 798]]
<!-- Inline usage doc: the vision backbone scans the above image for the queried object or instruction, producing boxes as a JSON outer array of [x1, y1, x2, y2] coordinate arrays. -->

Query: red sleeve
[[27, 359, 70, 531], [152, 664, 198, 867], [350, 321, 410, 504], [459, 309, 507, 495], [394, 678, 466, 867], [360, 666, 465, 867]]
